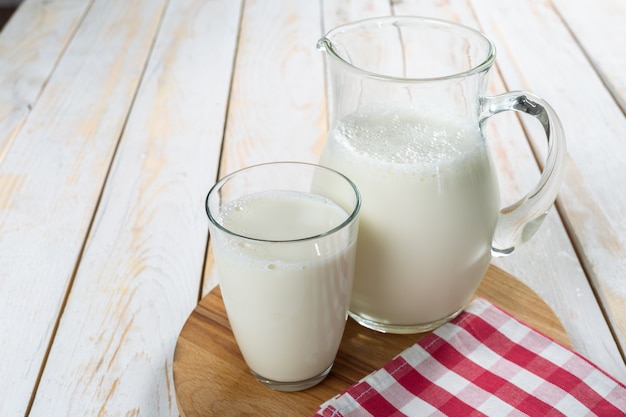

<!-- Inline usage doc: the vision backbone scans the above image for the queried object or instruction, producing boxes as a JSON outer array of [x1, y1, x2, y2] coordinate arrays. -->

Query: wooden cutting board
[[173, 265, 570, 417]]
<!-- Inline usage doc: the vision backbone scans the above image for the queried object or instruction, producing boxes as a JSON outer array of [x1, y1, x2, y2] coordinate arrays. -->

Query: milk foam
[[330, 105, 483, 167]]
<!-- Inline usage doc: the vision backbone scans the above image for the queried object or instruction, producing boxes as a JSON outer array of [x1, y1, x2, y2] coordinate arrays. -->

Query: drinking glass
[[206, 162, 361, 391]]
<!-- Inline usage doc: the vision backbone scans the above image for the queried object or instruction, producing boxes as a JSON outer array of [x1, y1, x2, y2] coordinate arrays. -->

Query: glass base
[[349, 305, 466, 334], [250, 363, 333, 392]]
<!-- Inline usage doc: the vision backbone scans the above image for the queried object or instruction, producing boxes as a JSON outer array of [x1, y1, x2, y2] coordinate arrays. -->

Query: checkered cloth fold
[[315, 298, 626, 417]]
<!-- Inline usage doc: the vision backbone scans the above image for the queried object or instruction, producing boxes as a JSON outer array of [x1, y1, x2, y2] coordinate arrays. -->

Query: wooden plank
[[202, 0, 327, 293], [321, 0, 391, 30], [469, 0, 626, 378], [28, 0, 242, 414], [0, 0, 91, 163], [0, 0, 167, 415], [552, 0, 626, 113]]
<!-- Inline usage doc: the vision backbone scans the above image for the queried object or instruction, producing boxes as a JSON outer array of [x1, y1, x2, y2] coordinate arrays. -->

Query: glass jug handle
[[480, 92, 566, 257]]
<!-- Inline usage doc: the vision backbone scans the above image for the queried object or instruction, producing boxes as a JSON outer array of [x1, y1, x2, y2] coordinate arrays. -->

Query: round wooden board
[[173, 265, 570, 417]]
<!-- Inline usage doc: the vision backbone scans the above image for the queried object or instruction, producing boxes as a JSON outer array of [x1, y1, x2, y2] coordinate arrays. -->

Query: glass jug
[[317, 16, 565, 334]]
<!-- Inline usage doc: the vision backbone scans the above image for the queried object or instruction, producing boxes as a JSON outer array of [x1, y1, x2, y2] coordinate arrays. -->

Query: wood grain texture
[[552, 0, 626, 113], [321, 0, 391, 30], [469, 0, 626, 376], [0, 0, 166, 414], [202, 0, 327, 293], [550, 0, 626, 361], [27, 0, 241, 415], [0, 0, 91, 163], [220, 0, 325, 174], [174, 265, 570, 417]]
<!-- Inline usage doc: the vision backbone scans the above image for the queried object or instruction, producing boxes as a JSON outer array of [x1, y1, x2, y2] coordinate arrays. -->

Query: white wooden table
[[0, 0, 624, 415]]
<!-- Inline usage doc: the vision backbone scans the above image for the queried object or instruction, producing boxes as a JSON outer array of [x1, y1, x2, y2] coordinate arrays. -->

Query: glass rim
[[317, 16, 497, 83], [205, 161, 361, 243]]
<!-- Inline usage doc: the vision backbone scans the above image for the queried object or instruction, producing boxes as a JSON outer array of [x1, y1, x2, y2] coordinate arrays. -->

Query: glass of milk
[[317, 17, 566, 334], [205, 162, 361, 391]]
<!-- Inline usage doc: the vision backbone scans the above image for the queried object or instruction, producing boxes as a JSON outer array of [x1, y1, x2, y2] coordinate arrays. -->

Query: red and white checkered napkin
[[315, 298, 626, 417]]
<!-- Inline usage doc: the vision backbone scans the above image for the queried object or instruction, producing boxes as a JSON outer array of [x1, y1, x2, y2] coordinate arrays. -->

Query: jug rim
[[318, 16, 496, 82]]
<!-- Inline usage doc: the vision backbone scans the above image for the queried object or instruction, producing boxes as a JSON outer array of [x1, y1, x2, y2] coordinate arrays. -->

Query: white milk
[[320, 106, 499, 328], [212, 190, 356, 382]]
